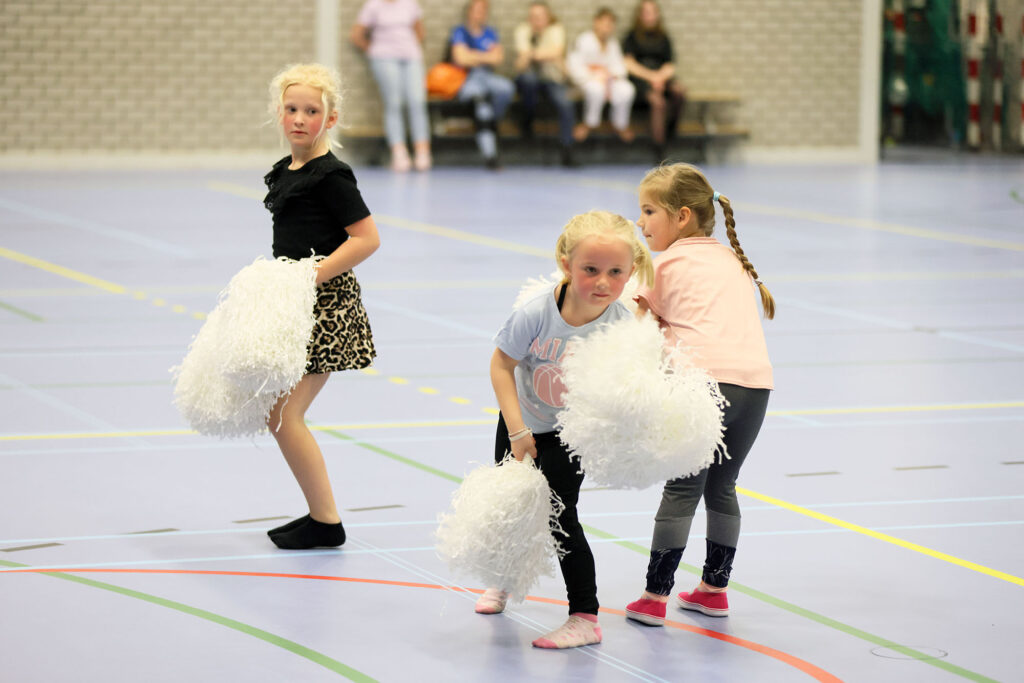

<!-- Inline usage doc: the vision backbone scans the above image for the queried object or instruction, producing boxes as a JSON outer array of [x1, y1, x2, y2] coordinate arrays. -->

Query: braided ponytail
[[718, 195, 775, 320]]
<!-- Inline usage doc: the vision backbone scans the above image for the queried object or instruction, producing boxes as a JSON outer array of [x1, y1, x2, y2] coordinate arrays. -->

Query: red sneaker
[[625, 598, 667, 626], [677, 588, 729, 617]]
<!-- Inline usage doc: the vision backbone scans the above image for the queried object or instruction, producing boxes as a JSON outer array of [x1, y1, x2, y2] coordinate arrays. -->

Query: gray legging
[[646, 383, 770, 593]]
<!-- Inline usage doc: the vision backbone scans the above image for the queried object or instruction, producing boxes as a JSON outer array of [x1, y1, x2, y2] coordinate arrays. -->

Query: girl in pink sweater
[[625, 163, 774, 626]]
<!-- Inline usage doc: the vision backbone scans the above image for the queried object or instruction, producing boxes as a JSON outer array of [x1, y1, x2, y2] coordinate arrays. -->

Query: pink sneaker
[[532, 613, 602, 649], [677, 588, 729, 617], [474, 588, 508, 614], [625, 598, 667, 626]]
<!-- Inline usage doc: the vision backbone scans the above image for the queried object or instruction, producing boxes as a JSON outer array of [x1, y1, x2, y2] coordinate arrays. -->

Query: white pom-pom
[[436, 456, 565, 602], [171, 256, 318, 438], [513, 271, 561, 309], [556, 315, 727, 489]]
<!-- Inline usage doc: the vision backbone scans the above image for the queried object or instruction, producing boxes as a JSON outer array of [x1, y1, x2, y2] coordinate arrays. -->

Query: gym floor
[[1, 153, 1022, 682]]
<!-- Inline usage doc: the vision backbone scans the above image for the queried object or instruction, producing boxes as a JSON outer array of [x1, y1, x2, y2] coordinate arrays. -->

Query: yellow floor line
[[3, 401, 1018, 442], [0, 246, 208, 319], [374, 214, 552, 259], [738, 486, 1024, 587], [207, 182, 553, 259], [0, 247, 126, 294], [560, 177, 1024, 252]]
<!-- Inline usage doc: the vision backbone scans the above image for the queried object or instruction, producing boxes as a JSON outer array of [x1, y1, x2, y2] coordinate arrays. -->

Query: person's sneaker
[[474, 588, 508, 614], [560, 147, 580, 168], [625, 598, 667, 626], [677, 588, 729, 617], [532, 614, 602, 649]]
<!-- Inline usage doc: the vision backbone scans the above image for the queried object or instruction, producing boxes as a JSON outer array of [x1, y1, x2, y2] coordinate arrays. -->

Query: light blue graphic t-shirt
[[493, 287, 631, 433]]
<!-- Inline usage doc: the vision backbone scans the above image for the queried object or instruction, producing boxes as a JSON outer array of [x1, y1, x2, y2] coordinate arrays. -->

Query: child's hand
[[511, 433, 537, 461]]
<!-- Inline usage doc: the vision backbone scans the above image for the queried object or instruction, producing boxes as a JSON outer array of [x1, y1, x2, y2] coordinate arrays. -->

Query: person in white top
[[567, 7, 636, 143]]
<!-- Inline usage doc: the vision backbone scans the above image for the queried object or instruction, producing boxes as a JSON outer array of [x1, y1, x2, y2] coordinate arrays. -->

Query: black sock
[[267, 514, 310, 538], [271, 516, 346, 549]]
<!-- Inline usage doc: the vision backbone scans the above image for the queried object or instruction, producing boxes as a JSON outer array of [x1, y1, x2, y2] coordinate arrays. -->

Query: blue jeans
[[515, 72, 575, 147], [369, 57, 430, 147], [457, 68, 514, 158]]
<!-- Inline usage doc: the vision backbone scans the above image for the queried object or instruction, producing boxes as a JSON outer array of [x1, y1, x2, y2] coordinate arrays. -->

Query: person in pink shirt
[[351, 0, 432, 172], [624, 162, 775, 626]]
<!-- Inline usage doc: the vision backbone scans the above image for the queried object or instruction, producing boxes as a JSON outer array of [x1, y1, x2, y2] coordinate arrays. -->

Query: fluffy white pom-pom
[[513, 270, 641, 312], [556, 315, 727, 489], [513, 271, 561, 310], [436, 456, 565, 602], [171, 256, 318, 438]]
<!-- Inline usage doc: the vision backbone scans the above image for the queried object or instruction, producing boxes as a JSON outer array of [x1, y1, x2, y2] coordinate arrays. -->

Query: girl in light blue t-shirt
[[476, 210, 653, 650]]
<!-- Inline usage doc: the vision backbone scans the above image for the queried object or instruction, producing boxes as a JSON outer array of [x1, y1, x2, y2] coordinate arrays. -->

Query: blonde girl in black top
[[262, 63, 380, 549]]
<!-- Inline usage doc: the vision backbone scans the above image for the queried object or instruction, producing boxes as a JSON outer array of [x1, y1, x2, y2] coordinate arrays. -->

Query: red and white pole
[[1019, 14, 1023, 148], [891, 0, 907, 140], [966, 5, 982, 149], [991, 9, 1003, 149]]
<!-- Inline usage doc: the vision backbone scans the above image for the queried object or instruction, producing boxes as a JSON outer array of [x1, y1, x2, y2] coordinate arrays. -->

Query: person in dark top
[[623, 0, 686, 161], [262, 63, 380, 550]]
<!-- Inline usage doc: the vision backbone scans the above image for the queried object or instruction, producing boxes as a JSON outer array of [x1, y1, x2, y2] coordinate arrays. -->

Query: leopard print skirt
[[306, 270, 376, 375]]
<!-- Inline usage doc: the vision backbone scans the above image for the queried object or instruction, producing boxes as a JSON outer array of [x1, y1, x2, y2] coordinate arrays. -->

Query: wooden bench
[[341, 92, 747, 166]]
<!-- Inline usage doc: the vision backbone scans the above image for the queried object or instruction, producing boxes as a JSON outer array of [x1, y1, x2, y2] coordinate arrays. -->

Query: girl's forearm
[[315, 234, 379, 283], [490, 358, 527, 432]]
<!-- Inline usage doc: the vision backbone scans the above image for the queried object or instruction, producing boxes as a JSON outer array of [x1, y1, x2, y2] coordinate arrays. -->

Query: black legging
[[645, 383, 770, 594], [494, 414, 598, 616]]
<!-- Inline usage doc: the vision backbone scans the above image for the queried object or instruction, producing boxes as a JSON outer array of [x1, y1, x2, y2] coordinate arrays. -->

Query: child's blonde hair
[[268, 63, 343, 149], [555, 210, 654, 289], [639, 163, 775, 319]]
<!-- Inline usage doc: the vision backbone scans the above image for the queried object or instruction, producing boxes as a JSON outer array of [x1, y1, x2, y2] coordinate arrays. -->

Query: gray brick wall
[[341, 0, 864, 148], [0, 0, 314, 152], [1, 0, 871, 152]]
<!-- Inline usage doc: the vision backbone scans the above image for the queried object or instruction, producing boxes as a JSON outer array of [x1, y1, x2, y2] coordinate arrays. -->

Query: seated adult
[[449, 0, 515, 169], [623, 0, 686, 161], [513, 1, 578, 167], [567, 7, 636, 143]]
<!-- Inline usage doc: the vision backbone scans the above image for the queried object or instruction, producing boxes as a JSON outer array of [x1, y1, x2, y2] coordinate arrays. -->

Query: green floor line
[[321, 429, 997, 683], [0, 559, 376, 682], [579, 530, 994, 682], [321, 429, 462, 484], [0, 300, 44, 322]]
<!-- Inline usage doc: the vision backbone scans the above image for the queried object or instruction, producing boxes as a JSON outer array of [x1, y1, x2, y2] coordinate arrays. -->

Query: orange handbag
[[426, 62, 467, 99]]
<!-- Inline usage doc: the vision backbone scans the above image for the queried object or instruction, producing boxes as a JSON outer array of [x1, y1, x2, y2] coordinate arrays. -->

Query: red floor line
[[10, 567, 841, 682]]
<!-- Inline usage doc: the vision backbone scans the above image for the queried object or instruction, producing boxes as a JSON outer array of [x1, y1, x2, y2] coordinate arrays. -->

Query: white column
[[859, 0, 883, 162], [316, 0, 340, 73]]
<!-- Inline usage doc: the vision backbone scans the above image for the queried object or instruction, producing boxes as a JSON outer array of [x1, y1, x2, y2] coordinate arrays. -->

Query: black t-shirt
[[622, 30, 674, 72], [263, 151, 371, 260]]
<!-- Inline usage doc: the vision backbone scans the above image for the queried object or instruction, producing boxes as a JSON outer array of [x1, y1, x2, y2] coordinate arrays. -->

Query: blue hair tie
[[713, 191, 720, 202]]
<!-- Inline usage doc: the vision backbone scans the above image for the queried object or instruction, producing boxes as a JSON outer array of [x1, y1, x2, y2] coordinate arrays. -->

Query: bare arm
[[624, 54, 670, 82], [414, 19, 424, 43], [350, 23, 370, 52], [490, 348, 537, 461], [483, 43, 505, 66], [315, 215, 380, 284], [451, 42, 482, 68]]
